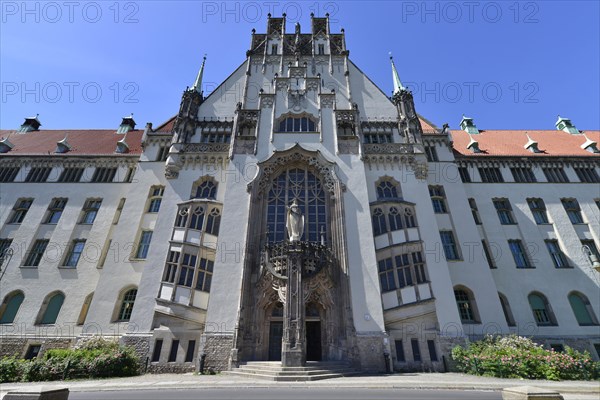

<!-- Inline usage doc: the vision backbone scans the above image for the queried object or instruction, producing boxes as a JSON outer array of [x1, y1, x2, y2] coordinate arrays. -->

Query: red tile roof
[[153, 116, 176, 133], [451, 129, 600, 157], [418, 116, 437, 132], [0, 129, 143, 156]]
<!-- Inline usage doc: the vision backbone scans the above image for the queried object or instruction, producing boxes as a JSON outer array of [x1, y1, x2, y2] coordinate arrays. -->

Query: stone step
[[236, 366, 354, 375], [237, 364, 351, 372], [222, 370, 347, 381]]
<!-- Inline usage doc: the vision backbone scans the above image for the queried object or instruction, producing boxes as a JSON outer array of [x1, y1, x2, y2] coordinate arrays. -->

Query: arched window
[[278, 116, 317, 133], [528, 292, 556, 326], [568, 292, 598, 326], [0, 291, 24, 324], [388, 207, 403, 231], [205, 207, 221, 236], [266, 168, 327, 243], [454, 287, 478, 323], [498, 292, 515, 327], [192, 179, 217, 200], [77, 293, 94, 325], [372, 207, 387, 236], [117, 289, 137, 322], [376, 180, 400, 200], [38, 292, 65, 325]]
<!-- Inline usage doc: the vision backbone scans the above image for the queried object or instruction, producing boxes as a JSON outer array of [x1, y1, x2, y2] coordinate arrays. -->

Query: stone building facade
[[0, 15, 598, 373]]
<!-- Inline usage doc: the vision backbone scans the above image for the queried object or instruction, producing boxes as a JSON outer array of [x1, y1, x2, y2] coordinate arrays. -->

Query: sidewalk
[[1, 372, 599, 397]]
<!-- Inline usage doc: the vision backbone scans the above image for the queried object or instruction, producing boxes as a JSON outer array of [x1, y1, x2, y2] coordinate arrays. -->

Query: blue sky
[[1, 1, 598, 130]]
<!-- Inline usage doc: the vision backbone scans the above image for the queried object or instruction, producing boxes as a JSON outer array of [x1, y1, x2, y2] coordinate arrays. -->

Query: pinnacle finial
[[389, 52, 405, 94], [192, 54, 207, 93]]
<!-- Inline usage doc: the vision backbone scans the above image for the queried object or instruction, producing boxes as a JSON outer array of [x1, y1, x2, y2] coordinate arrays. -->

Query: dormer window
[[0, 137, 14, 153], [18, 115, 41, 133], [115, 137, 129, 153], [318, 44, 325, 55], [55, 137, 71, 154], [278, 116, 317, 133], [118, 115, 136, 134]]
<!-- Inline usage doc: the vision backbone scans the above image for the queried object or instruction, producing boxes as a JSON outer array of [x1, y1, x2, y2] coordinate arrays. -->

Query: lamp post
[[581, 245, 600, 273], [0, 247, 14, 282]]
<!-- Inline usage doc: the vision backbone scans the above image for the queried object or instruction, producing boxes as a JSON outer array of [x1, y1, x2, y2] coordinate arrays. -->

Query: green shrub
[[0, 357, 27, 383], [452, 335, 599, 381], [0, 337, 141, 383]]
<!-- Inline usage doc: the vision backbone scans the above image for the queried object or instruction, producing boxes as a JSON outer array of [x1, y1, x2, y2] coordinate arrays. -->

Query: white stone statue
[[286, 199, 304, 242]]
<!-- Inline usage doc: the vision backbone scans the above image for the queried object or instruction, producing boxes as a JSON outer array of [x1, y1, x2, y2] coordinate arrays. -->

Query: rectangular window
[[24, 239, 49, 267], [25, 167, 51, 183], [9, 198, 33, 224], [427, 340, 438, 362], [168, 340, 179, 362], [527, 198, 549, 224], [545, 240, 568, 268], [58, 167, 84, 183], [24, 345, 41, 360], [424, 145, 439, 162], [428, 186, 447, 213], [440, 231, 459, 260], [543, 167, 569, 183], [412, 252, 427, 284], [482, 240, 496, 269], [151, 340, 163, 362], [395, 340, 405, 362], [378, 258, 396, 292], [493, 198, 516, 225], [317, 43, 325, 55], [64, 240, 86, 267], [135, 231, 153, 259], [478, 167, 504, 183], [395, 253, 413, 288], [147, 186, 164, 213], [178, 253, 197, 287], [0, 239, 13, 256], [0, 167, 19, 183], [508, 240, 532, 268], [271, 44, 278, 55], [468, 198, 481, 224], [574, 167, 600, 183], [163, 250, 180, 283], [195, 258, 214, 292], [156, 145, 170, 162], [113, 198, 126, 225], [185, 340, 196, 362], [44, 198, 67, 224], [91, 167, 117, 183], [411, 339, 421, 362], [458, 167, 471, 183], [561, 198, 584, 224], [510, 167, 537, 183], [81, 199, 102, 224]]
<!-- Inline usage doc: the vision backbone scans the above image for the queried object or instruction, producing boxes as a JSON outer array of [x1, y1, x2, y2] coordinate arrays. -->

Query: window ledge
[[58, 266, 77, 269], [20, 265, 38, 269]]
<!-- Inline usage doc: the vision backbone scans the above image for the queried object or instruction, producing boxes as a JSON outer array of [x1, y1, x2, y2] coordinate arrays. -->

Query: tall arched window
[[266, 168, 326, 243], [77, 293, 94, 325], [38, 292, 65, 325], [528, 292, 556, 326], [376, 180, 400, 200], [117, 289, 137, 322], [498, 292, 515, 326], [0, 291, 24, 324], [568, 292, 598, 326], [454, 287, 479, 323]]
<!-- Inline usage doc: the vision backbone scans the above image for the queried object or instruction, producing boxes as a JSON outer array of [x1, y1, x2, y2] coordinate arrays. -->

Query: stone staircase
[[223, 361, 359, 381]]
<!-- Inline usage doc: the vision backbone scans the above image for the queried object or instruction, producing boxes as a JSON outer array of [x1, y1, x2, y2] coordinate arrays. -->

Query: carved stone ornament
[[247, 144, 340, 197]]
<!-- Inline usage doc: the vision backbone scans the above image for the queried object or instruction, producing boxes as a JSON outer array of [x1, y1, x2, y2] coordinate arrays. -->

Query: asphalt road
[[70, 388, 502, 400]]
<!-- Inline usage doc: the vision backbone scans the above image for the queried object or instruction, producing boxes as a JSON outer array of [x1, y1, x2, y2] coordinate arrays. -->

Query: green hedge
[[0, 338, 140, 383], [452, 335, 600, 381]]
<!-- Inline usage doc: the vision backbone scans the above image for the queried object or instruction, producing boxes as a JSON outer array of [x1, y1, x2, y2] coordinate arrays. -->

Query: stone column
[[281, 246, 306, 367]]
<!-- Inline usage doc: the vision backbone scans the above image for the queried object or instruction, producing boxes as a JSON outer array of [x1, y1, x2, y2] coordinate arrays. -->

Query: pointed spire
[[389, 53, 405, 94], [192, 54, 207, 94]]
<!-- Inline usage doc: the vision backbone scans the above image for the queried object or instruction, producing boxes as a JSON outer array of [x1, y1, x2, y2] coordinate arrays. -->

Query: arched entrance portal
[[267, 302, 323, 362]]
